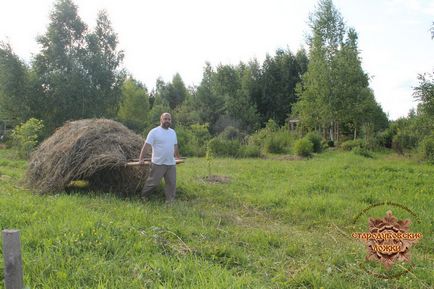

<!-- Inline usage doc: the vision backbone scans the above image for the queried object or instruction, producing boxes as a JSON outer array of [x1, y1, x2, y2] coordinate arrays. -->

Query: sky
[[0, 0, 433, 120]]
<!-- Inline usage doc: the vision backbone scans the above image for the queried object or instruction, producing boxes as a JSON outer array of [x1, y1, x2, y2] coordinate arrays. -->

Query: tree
[[84, 10, 125, 117], [259, 49, 303, 125], [195, 63, 225, 133], [414, 73, 434, 117], [33, 0, 124, 131], [293, 0, 386, 142], [170, 73, 188, 109], [117, 77, 149, 132], [33, 0, 88, 130], [0, 42, 31, 123]]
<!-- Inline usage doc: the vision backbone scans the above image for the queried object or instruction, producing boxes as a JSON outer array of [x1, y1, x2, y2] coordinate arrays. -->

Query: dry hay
[[26, 119, 149, 196]]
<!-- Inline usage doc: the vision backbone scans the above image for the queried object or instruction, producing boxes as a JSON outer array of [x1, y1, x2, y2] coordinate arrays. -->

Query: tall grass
[[0, 149, 433, 288]]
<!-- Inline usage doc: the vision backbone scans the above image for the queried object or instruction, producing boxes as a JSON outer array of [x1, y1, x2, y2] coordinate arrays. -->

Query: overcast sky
[[1, 0, 433, 120]]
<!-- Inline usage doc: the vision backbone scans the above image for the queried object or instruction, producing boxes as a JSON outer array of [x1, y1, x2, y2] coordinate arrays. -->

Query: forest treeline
[[1, 0, 433, 161]]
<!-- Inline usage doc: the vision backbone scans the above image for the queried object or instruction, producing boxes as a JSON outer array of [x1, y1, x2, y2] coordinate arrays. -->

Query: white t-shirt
[[145, 126, 178, 165]]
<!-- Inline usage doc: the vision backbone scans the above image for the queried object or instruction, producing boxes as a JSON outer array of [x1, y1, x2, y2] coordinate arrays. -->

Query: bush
[[392, 132, 418, 154], [294, 138, 313, 157], [376, 128, 394, 149], [305, 132, 322, 153], [175, 123, 211, 157], [175, 126, 196, 156], [263, 130, 293, 154], [352, 146, 374, 158], [419, 135, 434, 163], [207, 137, 240, 157], [340, 139, 364, 151], [11, 118, 44, 159], [239, 144, 262, 158], [219, 126, 240, 140]]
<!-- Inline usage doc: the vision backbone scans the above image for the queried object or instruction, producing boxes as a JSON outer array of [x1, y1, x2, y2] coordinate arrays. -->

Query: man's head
[[160, 112, 172, 129]]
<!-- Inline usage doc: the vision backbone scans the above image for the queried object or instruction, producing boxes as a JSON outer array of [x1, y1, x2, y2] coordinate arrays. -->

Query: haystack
[[26, 119, 149, 196]]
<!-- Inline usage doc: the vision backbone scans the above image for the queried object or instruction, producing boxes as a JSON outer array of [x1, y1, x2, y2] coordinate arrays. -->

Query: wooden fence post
[[2, 229, 24, 289]]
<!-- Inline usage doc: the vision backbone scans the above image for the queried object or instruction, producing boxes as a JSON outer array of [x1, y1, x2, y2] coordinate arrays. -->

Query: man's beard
[[162, 122, 170, 128]]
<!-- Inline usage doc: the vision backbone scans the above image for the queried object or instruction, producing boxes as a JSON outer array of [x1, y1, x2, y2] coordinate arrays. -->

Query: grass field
[[0, 148, 433, 288]]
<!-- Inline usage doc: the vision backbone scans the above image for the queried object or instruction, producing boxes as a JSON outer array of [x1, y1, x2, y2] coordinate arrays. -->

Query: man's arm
[[174, 144, 180, 159], [139, 142, 152, 164]]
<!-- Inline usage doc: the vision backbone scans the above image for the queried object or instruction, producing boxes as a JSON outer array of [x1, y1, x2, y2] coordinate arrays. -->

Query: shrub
[[305, 132, 322, 153], [376, 128, 394, 148], [219, 126, 240, 140], [263, 130, 293, 154], [340, 139, 364, 151], [239, 144, 262, 158], [175, 126, 195, 156], [419, 135, 434, 163], [294, 138, 313, 157], [321, 140, 329, 150], [392, 132, 418, 154], [207, 137, 240, 157], [352, 146, 374, 158], [175, 123, 211, 157], [11, 118, 44, 159]]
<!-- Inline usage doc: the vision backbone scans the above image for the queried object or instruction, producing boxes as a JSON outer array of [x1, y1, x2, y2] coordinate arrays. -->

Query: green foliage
[[414, 72, 434, 117], [32, 0, 124, 132], [146, 96, 171, 130], [419, 135, 434, 163], [340, 139, 364, 151], [175, 123, 211, 157], [207, 137, 241, 157], [294, 138, 313, 157], [352, 146, 373, 158], [238, 144, 262, 158], [117, 78, 149, 132], [248, 123, 294, 155], [11, 118, 44, 159], [293, 0, 387, 141], [263, 130, 293, 154], [392, 131, 419, 154], [265, 119, 279, 132], [156, 74, 188, 110], [0, 42, 31, 123], [376, 128, 395, 148], [219, 126, 241, 140], [305, 131, 323, 153]]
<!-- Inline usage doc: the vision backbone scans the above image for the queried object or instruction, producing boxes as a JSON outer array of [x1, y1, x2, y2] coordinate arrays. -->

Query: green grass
[[0, 149, 433, 288]]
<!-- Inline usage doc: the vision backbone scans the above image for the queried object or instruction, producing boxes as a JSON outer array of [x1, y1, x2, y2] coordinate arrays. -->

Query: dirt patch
[[202, 175, 231, 184]]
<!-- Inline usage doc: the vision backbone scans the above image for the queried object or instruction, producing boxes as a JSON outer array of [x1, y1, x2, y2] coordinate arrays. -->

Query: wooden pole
[[2, 229, 23, 289]]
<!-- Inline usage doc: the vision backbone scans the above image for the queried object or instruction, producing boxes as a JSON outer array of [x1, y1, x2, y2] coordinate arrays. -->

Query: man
[[139, 112, 180, 202]]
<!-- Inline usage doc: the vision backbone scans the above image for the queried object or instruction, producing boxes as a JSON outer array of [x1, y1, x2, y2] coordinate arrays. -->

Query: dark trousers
[[141, 163, 176, 201]]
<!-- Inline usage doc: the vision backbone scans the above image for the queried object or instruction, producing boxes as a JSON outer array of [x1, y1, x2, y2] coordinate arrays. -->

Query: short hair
[[160, 112, 171, 119]]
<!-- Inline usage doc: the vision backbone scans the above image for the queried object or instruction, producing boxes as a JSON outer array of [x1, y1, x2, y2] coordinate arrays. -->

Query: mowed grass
[[0, 148, 433, 288]]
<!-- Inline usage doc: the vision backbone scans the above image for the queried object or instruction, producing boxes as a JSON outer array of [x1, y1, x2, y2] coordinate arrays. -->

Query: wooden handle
[[126, 159, 185, 167]]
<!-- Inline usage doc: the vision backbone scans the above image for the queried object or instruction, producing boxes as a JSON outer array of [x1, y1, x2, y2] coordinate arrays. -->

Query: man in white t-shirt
[[139, 112, 180, 202]]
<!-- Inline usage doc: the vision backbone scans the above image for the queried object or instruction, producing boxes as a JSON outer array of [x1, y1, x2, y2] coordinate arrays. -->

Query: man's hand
[[138, 159, 144, 165], [174, 144, 181, 160]]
